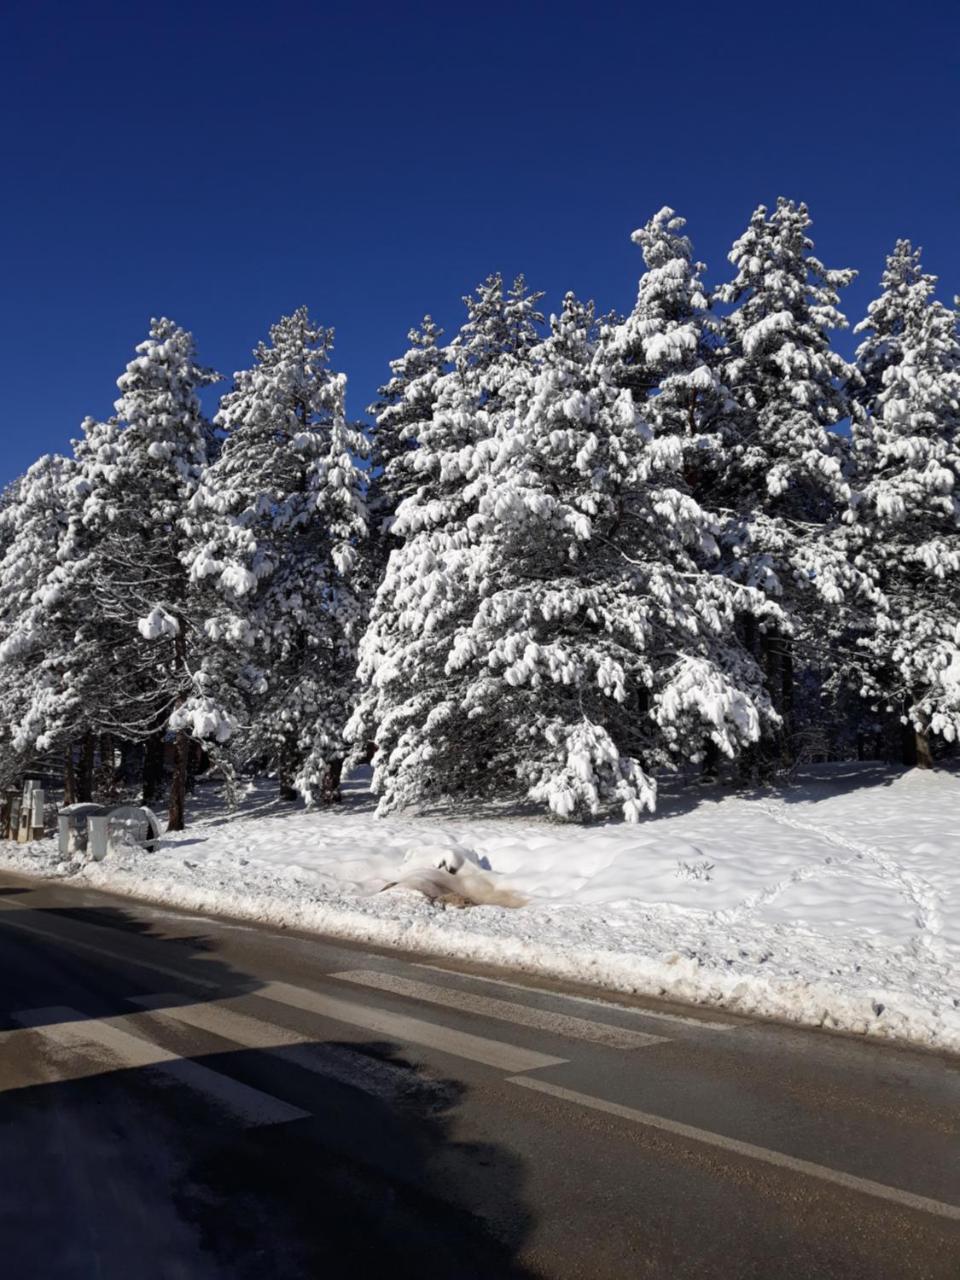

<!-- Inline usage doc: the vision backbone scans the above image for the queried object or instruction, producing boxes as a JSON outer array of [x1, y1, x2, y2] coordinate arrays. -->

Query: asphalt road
[[0, 871, 957, 1279]]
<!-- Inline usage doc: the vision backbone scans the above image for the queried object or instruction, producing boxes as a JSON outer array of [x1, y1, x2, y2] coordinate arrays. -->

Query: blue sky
[[1, 0, 957, 483]]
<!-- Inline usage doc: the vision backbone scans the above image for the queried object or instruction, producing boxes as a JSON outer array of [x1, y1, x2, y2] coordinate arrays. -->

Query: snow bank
[[4, 763, 958, 1054]]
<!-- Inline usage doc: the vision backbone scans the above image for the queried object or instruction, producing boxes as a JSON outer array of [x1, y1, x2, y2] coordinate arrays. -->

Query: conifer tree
[[368, 316, 446, 526], [72, 319, 219, 827], [716, 199, 862, 766], [187, 307, 368, 803], [0, 453, 79, 787], [352, 281, 774, 818], [347, 275, 544, 809], [452, 292, 774, 818], [848, 242, 960, 762], [606, 207, 732, 462]]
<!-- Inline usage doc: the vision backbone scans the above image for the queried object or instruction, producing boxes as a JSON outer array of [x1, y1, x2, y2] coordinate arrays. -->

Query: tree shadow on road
[[0, 901, 534, 1278]]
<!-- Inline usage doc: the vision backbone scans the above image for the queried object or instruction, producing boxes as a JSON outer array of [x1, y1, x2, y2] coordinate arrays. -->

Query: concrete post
[[88, 815, 110, 862]]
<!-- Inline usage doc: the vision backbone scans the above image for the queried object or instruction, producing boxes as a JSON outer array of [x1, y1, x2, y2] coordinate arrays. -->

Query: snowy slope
[[3, 763, 958, 1053]]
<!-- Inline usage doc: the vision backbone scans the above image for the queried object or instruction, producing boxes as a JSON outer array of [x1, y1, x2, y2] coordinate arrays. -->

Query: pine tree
[[368, 315, 446, 528], [605, 207, 732, 460], [459, 292, 777, 818], [347, 274, 544, 810], [352, 280, 774, 819], [848, 242, 960, 762], [187, 307, 368, 803], [716, 199, 863, 766], [0, 453, 78, 787], [68, 319, 220, 827]]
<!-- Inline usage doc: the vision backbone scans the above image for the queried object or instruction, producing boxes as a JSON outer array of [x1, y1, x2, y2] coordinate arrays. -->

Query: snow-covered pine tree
[[0, 452, 79, 789], [466, 291, 776, 818], [361, 316, 447, 639], [352, 280, 774, 819], [0, 471, 27, 559], [62, 319, 220, 828], [716, 198, 864, 767], [347, 274, 544, 809], [368, 315, 446, 527], [187, 307, 368, 804], [848, 242, 960, 763], [605, 207, 732, 459], [600, 209, 781, 777]]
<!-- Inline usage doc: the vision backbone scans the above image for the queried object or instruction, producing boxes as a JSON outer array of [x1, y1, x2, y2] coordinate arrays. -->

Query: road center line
[[508, 1076, 960, 1223], [333, 970, 666, 1049]]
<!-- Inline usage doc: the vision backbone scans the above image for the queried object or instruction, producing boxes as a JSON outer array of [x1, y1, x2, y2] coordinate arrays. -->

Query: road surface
[[0, 870, 957, 1278]]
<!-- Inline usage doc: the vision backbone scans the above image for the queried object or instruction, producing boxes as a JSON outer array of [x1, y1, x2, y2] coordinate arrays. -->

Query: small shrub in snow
[[675, 858, 715, 881]]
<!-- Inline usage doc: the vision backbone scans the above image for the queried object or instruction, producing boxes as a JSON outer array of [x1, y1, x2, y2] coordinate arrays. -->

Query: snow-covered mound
[[3, 763, 959, 1053]]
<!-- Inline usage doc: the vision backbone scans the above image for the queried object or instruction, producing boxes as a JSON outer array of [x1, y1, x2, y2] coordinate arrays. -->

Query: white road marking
[[333, 970, 666, 1050], [0, 898, 730, 1033], [0, 907, 561, 1071], [508, 1077, 960, 1223], [0, 908, 219, 988], [130, 995, 448, 1103], [129, 994, 306, 1048], [413, 963, 737, 1031], [10, 1006, 307, 1125], [256, 980, 567, 1074]]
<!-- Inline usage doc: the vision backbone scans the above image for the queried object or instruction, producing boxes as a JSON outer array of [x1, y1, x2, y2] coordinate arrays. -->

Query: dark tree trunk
[[142, 727, 166, 804], [758, 629, 783, 779], [186, 739, 208, 794], [780, 637, 795, 767], [77, 732, 95, 803], [119, 738, 141, 788], [743, 614, 758, 658], [98, 733, 115, 796], [63, 747, 77, 807], [914, 728, 933, 770], [167, 729, 189, 831], [279, 737, 299, 801], [320, 757, 344, 805], [702, 738, 721, 784], [736, 615, 761, 784], [899, 717, 934, 768]]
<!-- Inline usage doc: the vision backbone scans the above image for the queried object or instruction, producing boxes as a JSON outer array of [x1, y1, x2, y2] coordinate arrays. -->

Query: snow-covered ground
[[3, 763, 958, 1054]]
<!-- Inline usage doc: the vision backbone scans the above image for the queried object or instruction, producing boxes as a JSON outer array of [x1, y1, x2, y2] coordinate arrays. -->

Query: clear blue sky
[[2, 0, 958, 484]]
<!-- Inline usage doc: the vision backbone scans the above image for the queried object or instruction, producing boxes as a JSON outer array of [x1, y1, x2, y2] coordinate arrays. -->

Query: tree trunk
[[914, 728, 933, 770], [702, 738, 721, 784], [186, 740, 208, 793], [320, 757, 344, 805], [279, 737, 299, 801], [77, 732, 95, 803], [167, 729, 189, 832], [899, 716, 934, 768], [119, 738, 140, 788], [63, 747, 77, 806], [780, 637, 795, 767], [142, 727, 166, 804], [736, 615, 761, 784], [759, 628, 782, 779], [98, 733, 115, 796]]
